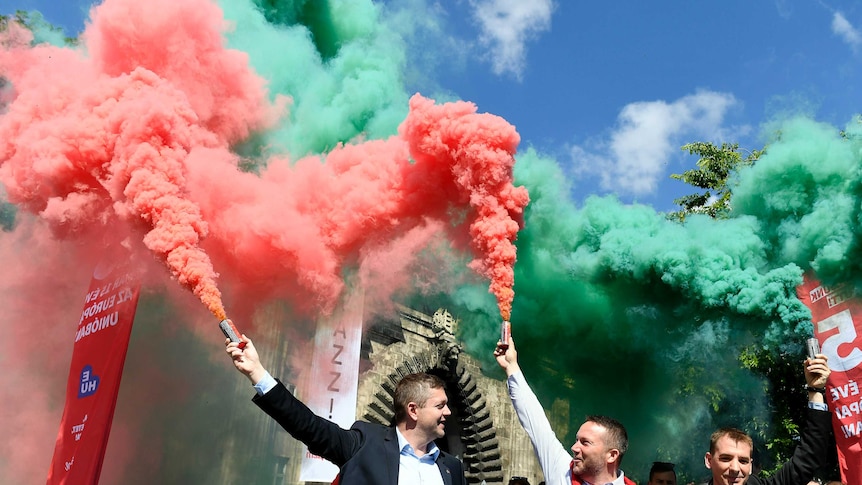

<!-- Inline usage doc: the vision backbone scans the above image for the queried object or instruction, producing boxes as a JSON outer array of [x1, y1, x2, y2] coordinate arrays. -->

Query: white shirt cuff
[[253, 371, 277, 396]]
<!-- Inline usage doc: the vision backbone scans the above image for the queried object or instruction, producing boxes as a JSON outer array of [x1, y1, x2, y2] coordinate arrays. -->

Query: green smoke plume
[[734, 117, 862, 288], [219, 0, 409, 159]]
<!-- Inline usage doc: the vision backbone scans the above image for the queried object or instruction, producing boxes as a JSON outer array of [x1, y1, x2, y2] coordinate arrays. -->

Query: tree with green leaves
[[667, 142, 762, 222]]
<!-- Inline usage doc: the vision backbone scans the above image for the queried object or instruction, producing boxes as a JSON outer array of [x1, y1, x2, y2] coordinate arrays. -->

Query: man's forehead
[[425, 387, 448, 402], [714, 436, 752, 457], [577, 421, 607, 438]]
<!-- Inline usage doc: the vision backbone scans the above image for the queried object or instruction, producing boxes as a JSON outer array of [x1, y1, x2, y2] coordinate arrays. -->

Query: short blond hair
[[709, 427, 753, 454], [393, 373, 446, 423]]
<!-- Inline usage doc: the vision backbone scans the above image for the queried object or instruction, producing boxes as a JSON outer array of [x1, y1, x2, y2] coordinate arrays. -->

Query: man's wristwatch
[[804, 384, 827, 394]]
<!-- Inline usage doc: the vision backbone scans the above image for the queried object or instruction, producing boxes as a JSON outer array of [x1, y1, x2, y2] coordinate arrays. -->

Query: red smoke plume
[[0, 0, 277, 320], [401, 95, 528, 319], [0, 0, 527, 322]]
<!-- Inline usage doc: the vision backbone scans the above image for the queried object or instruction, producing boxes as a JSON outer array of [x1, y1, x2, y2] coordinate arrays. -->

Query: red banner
[[46, 259, 140, 485], [797, 274, 862, 485]]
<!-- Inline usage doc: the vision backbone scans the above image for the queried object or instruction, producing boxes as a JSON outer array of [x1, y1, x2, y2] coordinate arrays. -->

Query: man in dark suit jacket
[[702, 352, 832, 485], [226, 335, 468, 485]]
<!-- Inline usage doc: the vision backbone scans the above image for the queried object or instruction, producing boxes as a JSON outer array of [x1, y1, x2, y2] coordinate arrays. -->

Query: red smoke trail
[[400, 95, 528, 320], [0, 0, 277, 321], [0, 0, 527, 324]]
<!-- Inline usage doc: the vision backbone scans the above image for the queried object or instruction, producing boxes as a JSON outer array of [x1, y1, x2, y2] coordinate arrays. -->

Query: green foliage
[[678, 363, 725, 412], [0, 13, 9, 38], [839, 115, 862, 139], [668, 142, 762, 222], [0, 10, 78, 47], [738, 345, 805, 476], [0, 11, 33, 32]]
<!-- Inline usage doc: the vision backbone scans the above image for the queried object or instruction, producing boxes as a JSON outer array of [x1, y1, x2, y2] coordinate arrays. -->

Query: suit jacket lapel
[[436, 459, 453, 485], [386, 427, 454, 485], [384, 427, 401, 485]]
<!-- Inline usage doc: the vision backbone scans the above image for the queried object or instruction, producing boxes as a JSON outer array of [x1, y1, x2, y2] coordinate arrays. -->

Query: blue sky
[[4, 0, 862, 211]]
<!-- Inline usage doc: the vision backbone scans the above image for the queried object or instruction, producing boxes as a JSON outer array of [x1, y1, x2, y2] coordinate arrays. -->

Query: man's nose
[[443, 405, 451, 416]]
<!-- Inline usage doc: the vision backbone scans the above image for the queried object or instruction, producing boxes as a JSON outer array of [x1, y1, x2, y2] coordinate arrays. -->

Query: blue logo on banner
[[78, 365, 100, 398]]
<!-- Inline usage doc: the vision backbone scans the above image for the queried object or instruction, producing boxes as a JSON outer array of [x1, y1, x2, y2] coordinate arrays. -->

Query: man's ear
[[406, 402, 420, 420], [704, 452, 712, 469], [606, 448, 620, 464]]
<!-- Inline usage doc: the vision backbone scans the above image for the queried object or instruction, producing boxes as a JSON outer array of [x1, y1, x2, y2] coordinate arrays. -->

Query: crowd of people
[[225, 330, 839, 485]]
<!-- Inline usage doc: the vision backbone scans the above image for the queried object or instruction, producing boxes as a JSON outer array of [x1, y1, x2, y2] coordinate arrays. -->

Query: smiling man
[[226, 335, 467, 485], [494, 336, 636, 485], [702, 353, 832, 485]]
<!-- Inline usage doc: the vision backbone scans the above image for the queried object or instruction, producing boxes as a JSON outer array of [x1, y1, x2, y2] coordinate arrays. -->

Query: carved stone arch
[[452, 359, 503, 483], [359, 345, 504, 484]]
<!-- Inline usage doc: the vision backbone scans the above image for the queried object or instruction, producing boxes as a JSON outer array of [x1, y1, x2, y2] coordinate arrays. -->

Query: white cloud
[[570, 91, 742, 196], [832, 12, 862, 52], [469, 0, 555, 79]]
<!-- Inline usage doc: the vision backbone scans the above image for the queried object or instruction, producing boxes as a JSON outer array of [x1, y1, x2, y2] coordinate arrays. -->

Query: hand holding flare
[[219, 318, 246, 350]]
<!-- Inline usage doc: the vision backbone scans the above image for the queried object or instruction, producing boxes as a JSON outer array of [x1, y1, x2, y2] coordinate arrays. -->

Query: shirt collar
[[395, 427, 441, 460], [569, 460, 629, 485]]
